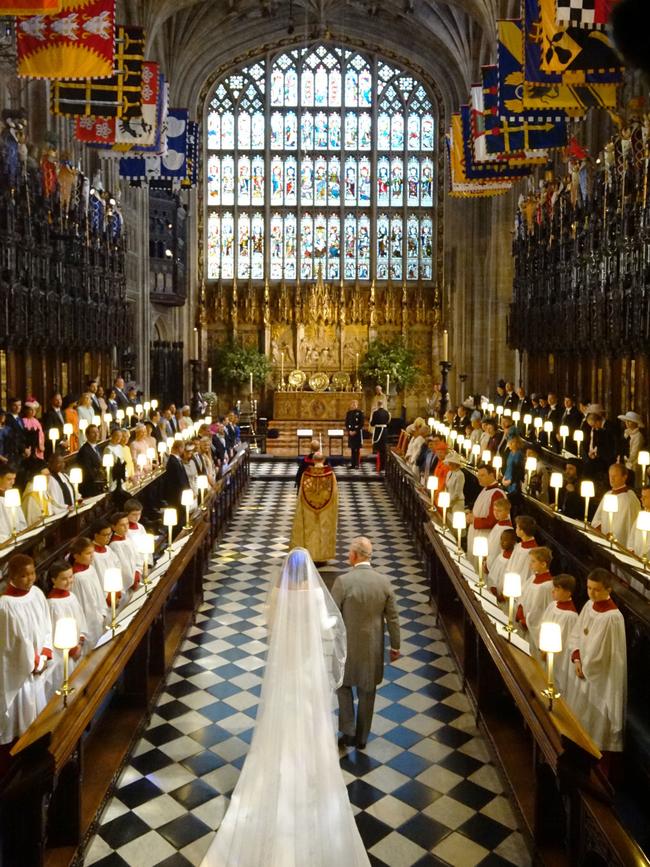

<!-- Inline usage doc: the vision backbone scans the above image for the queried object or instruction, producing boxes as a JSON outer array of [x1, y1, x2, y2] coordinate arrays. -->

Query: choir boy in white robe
[[567, 569, 627, 755], [0, 555, 52, 745], [627, 486, 650, 559], [591, 464, 640, 547], [486, 497, 513, 571], [465, 464, 507, 554], [109, 512, 141, 595], [488, 528, 517, 602], [124, 498, 148, 572], [516, 546, 554, 658], [0, 466, 27, 542], [539, 574, 578, 696], [91, 520, 123, 590], [46, 560, 88, 700], [68, 536, 109, 647], [508, 515, 539, 588]]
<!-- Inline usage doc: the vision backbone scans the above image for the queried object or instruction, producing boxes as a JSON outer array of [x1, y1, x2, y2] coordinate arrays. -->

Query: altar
[[273, 391, 363, 421]]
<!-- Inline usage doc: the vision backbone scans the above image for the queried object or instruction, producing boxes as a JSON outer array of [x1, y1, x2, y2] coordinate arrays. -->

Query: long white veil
[[201, 547, 370, 867]]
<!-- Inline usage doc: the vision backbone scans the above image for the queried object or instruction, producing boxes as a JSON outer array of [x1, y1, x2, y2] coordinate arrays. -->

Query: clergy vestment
[[539, 600, 578, 695], [291, 465, 338, 562], [566, 599, 627, 752], [486, 520, 513, 571], [71, 562, 109, 648], [45, 590, 88, 700], [591, 487, 640, 545], [0, 585, 52, 744], [516, 572, 554, 659], [507, 539, 538, 588], [467, 484, 507, 554]]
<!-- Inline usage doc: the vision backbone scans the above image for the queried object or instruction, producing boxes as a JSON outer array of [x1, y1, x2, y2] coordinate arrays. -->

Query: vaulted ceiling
[[122, 0, 506, 118]]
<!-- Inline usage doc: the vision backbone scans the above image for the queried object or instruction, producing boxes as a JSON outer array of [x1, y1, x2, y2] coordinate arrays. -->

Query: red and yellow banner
[[16, 0, 115, 79], [0, 1, 62, 12]]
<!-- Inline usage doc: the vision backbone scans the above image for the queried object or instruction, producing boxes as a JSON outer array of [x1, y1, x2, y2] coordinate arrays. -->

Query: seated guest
[[488, 528, 517, 602], [466, 463, 507, 553], [75, 424, 105, 497], [183, 441, 200, 495], [91, 520, 123, 595], [124, 498, 148, 571], [584, 405, 617, 483], [542, 393, 563, 451], [515, 386, 532, 415], [0, 555, 52, 745], [177, 405, 193, 432], [494, 379, 506, 406], [105, 387, 119, 417], [618, 411, 644, 475], [68, 537, 109, 646], [503, 435, 525, 496], [109, 512, 140, 595], [486, 497, 513, 571], [508, 515, 539, 587], [558, 459, 584, 520], [540, 574, 578, 695], [468, 416, 482, 446], [21, 397, 44, 459], [112, 376, 129, 409], [62, 395, 80, 452], [591, 463, 640, 545], [503, 382, 518, 412], [628, 486, 650, 559], [431, 438, 450, 494], [144, 419, 159, 451], [567, 569, 627, 754], [45, 560, 88, 699], [0, 465, 27, 541], [516, 546, 554, 658], [441, 451, 464, 517]]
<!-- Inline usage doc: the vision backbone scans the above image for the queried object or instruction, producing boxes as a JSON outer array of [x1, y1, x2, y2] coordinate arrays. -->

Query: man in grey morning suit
[[332, 536, 401, 749]]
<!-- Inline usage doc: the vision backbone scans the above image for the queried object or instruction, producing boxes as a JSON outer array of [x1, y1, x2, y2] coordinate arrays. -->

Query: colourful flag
[[50, 25, 145, 117], [120, 108, 189, 184], [459, 107, 532, 180], [447, 115, 512, 198], [0, 1, 61, 13], [555, 0, 620, 30], [470, 83, 547, 165], [181, 121, 199, 189], [16, 0, 114, 79]]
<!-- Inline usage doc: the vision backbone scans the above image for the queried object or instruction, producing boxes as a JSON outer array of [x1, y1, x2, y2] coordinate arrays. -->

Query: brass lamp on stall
[[146, 447, 156, 471], [163, 507, 177, 555], [523, 413, 532, 437], [181, 489, 194, 530], [502, 571, 521, 642], [492, 455, 502, 481], [543, 420, 554, 443], [103, 412, 112, 430], [48, 427, 60, 452], [452, 510, 466, 558], [559, 425, 569, 452], [137, 533, 156, 592], [196, 475, 209, 510], [472, 535, 489, 595], [635, 511, 650, 570], [54, 617, 78, 707], [126, 406, 134, 425], [4, 488, 21, 540], [580, 480, 595, 527], [437, 491, 450, 530], [157, 441, 168, 465], [573, 429, 584, 452], [602, 493, 619, 547], [69, 467, 83, 511], [533, 416, 543, 439], [116, 409, 125, 427], [32, 473, 48, 524], [471, 443, 481, 466], [550, 472, 563, 511], [539, 621, 562, 710], [525, 456, 537, 489], [151, 399, 159, 411], [63, 422, 73, 443], [426, 475, 438, 511], [79, 418, 88, 439], [482, 450, 492, 465], [512, 411, 521, 425], [638, 450, 650, 485], [92, 414, 101, 428], [102, 452, 114, 489], [136, 453, 148, 477], [103, 567, 122, 636]]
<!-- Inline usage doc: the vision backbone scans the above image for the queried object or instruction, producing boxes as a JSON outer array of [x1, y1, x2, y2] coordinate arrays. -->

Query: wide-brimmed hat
[[24, 396, 40, 409], [444, 450, 462, 465], [618, 411, 644, 427], [586, 403, 606, 416]]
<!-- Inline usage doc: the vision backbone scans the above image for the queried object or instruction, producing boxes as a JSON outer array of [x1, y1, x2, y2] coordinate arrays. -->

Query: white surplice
[[45, 592, 88, 700], [517, 574, 553, 658], [486, 520, 513, 571], [591, 488, 640, 547], [71, 563, 109, 649], [539, 600, 578, 696]]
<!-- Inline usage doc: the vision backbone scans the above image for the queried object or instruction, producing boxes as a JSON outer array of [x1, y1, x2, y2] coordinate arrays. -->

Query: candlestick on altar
[[385, 374, 390, 397], [442, 329, 449, 361], [207, 366, 213, 394], [319, 431, 323, 452], [280, 353, 285, 390], [249, 371, 254, 396]]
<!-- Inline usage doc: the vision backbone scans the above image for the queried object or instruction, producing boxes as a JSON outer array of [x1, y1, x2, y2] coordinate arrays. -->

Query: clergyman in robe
[[291, 454, 338, 563]]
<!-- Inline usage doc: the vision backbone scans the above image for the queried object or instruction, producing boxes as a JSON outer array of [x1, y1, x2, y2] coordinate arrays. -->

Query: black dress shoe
[[356, 741, 367, 750], [338, 735, 356, 748]]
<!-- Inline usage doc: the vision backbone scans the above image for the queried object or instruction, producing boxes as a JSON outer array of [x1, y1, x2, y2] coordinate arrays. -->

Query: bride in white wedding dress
[[200, 547, 370, 867]]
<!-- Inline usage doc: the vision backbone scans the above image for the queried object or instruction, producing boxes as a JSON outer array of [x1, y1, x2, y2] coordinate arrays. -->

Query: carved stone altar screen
[[273, 390, 363, 420]]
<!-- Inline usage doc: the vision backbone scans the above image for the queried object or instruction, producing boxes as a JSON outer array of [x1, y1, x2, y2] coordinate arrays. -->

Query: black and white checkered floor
[[83, 464, 532, 867]]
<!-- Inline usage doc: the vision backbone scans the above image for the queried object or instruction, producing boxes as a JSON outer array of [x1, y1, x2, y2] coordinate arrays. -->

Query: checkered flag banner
[[555, 0, 619, 29]]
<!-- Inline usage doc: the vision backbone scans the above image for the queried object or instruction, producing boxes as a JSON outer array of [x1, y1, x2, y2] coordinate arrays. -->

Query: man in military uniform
[[369, 399, 391, 472], [345, 400, 365, 469]]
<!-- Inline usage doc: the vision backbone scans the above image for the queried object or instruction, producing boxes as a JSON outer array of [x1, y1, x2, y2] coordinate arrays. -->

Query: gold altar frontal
[[273, 391, 363, 421]]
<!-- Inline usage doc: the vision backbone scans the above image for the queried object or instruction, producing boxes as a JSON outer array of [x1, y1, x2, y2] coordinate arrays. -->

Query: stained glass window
[[206, 44, 436, 282]]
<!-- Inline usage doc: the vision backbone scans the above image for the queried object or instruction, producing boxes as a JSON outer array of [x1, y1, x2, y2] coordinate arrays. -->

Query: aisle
[[84, 465, 531, 867]]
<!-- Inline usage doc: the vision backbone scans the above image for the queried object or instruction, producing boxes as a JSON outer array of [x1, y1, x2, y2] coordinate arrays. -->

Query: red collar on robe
[[4, 583, 30, 597], [556, 600, 577, 612], [72, 563, 89, 573], [503, 549, 513, 559], [520, 539, 537, 549], [48, 589, 70, 599], [497, 520, 512, 526], [94, 544, 107, 553], [128, 522, 139, 530], [111, 534, 127, 542], [532, 571, 552, 585], [593, 598, 617, 612], [486, 483, 499, 490], [611, 486, 628, 495]]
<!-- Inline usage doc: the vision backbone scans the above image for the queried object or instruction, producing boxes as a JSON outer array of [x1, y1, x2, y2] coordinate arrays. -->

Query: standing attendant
[[369, 399, 390, 472], [46, 560, 88, 699], [332, 537, 400, 750], [465, 464, 507, 554], [345, 400, 364, 470], [591, 464, 640, 545]]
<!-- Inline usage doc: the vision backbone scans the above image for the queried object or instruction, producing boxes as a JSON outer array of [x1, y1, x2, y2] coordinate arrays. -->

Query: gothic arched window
[[205, 45, 436, 283]]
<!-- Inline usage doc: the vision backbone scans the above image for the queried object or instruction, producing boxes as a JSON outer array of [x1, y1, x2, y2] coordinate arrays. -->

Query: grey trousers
[[337, 685, 377, 745]]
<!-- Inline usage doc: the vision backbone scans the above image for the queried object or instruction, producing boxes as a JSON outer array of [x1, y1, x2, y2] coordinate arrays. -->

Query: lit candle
[[208, 366, 213, 393], [280, 353, 284, 384], [249, 371, 254, 394], [442, 329, 448, 360], [386, 374, 390, 396]]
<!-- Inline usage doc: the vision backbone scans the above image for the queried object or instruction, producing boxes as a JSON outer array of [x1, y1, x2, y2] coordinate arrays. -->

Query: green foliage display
[[212, 343, 272, 386], [359, 338, 419, 390]]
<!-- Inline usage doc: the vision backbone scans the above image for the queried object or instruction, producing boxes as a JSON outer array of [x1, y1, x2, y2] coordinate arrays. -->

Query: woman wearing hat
[[22, 397, 44, 459], [618, 411, 645, 473]]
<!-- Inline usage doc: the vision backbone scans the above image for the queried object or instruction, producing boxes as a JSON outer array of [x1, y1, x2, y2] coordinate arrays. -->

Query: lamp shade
[[495, 405, 503, 416], [638, 450, 650, 467], [137, 533, 156, 555], [487, 403, 494, 413], [559, 425, 569, 438], [136, 454, 148, 469], [63, 423, 73, 436], [602, 493, 619, 514], [166, 437, 174, 449], [426, 475, 439, 492], [4, 488, 20, 508], [534, 417, 543, 429], [163, 507, 177, 527], [53, 617, 78, 650], [580, 480, 595, 499], [48, 427, 60, 441], [512, 411, 520, 422], [539, 621, 562, 654], [471, 443, 481, 456], [146, 447, 156, 462], [457, 435, 465, 449], [103, 567, 123, 593], [158, 441, 167, 454], [143, 401, 151, 412], [550, 472, 563, 490], [135, 403, 143, 415], [452, 511, 466, 530], [103, 413, 112, 424], [174, 432, 184, 442], [102, 453, 114, 468], [492, 455, 503, 470], [205, 415, 212, 426], [503, 572, 522, 598], [523, 414, 532, 426], [181, 489, 194, 507], [525, 457, 537, 473], [78, 419, 88, 432], [126, 406, 134, 417], [482, 450, 492, 464], [151, 399, 158, 410], [636, 511, 650, 531], [196, 475, 209, 491], [573, 429, 584, 443], [92, 415, 101, 426], [503, 407, 512, 417], [32, 474, 47, 493], [427, 417, 435, 428], [472, 536, 489, 558], [69, 467, 83, 485], [437, 491, 450, 509], [116, 409, 125, 421], [543, 420, 553, 434], [449, 429, 457, 442]]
